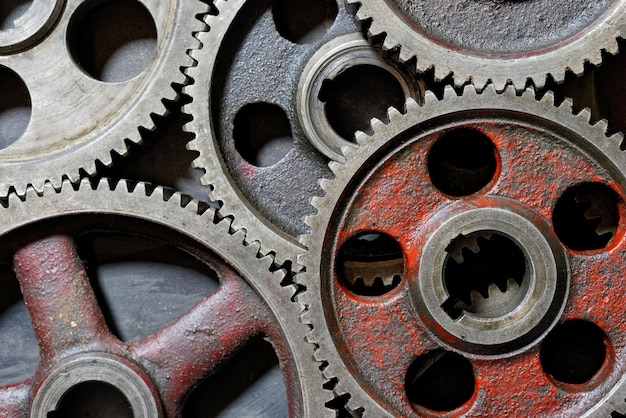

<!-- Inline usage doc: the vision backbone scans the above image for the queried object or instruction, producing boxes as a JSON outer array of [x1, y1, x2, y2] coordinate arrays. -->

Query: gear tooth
[[25, 186, 40, 200], [354, 6, 373, 23], [605, 37, 620, 55], [398, 45, 414, 63], [609, 131, 624, 145], [0, 184, 8, 197], [593, 118, 609, 134], [43, 181, 57, 195], [471, 73, 490, 90], [387, 106, 403, 121], [246, 239, 263, 256], [406, 96, 422, 111], [370, 117, 386, 132], [13, 182, 27, 197], [354, 130, 370, 145], [443, 84, 457, 98], [232, 228, 248, 245], [578, 107, 593, 123], [433, 64, 452, 83], [491, 78, 509, 93], [381, 35, 400, 53], [133, 182, 149, 196], [569, 60, 585, 77], [367, 20, 387, 39], [422, 91, 438, 106], [8, 192, 22, 206], [462, 83, 479, 97], [186, 138, 199, 152]]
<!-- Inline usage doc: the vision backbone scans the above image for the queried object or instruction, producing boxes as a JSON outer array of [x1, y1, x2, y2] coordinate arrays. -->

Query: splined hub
[[300, 86, 626, 416]]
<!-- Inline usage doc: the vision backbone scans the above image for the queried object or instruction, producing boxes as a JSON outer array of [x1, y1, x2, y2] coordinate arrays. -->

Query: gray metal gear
[[348, 0, 626, 90], [184, 0, 423, 265], [298, 85, 626, 416], [0, 0, 206, 196], [0, 178, 326, 417]]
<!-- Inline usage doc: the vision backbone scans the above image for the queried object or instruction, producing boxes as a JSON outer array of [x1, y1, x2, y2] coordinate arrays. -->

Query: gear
[[299, 85, 626, 416], [0, 0, 206, 196], [184, 0, 422, 263], [348, 0, 626, 90], [0, 179, 325, 417]]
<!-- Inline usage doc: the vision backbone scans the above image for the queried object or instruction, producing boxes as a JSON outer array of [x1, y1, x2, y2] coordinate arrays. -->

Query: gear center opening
[[441, 231, 527, 320]]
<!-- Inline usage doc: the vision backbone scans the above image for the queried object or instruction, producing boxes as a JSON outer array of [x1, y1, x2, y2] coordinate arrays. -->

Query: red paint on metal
[[0, 383, 30, 418]]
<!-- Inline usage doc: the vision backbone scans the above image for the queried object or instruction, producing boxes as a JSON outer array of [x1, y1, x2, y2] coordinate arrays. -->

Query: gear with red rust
[[348, 0, 626, 90], [0, 179, 326, 418], [299, 85, 626, 416]]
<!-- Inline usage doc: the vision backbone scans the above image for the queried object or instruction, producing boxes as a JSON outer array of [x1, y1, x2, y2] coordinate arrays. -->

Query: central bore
[[441, 231, 527, 320]]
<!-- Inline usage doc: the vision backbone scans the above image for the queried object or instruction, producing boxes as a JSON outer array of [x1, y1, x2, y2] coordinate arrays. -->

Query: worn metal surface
[[348, 0, 626, 89], [185, 0, 421, 257], [299, 86, 626, 416], [0, 180, 325, 418]]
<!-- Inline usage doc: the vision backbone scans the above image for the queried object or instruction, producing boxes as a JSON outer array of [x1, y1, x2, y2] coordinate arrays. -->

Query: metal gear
[[0, 0, 206, 195], [184, 0, 423, 263], [348, 0, 626, 90], [0, 179, 325, 417], [299, 85, 626, 416]]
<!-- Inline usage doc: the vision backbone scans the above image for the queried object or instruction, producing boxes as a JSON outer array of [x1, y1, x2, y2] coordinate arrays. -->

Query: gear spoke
[[0, 383, 29, 418], [13, 235, 113, 362], [131, 265, 271, 415]]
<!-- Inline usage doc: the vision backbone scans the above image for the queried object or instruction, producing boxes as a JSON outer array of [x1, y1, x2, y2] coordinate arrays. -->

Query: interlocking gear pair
[[1, 0, 626, 416]]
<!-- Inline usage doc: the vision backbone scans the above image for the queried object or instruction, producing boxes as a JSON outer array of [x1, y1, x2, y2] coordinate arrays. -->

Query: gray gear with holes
[[184, 0, 423, 264], [348, 0, 626, 90], [0, 178, 327, 417], [0, 0, 206, 196], [298, 85, 626, 416]]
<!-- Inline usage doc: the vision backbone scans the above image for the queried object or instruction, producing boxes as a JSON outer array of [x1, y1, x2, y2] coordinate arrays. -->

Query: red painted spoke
[[13, 235, 112, 362], [132, 267, 270, 415], [0, 383, 30, 418]]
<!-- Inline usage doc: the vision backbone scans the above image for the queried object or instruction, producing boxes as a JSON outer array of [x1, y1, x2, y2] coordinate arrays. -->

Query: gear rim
[[299, 85, 626, 416], [348, 0, 626, 89]]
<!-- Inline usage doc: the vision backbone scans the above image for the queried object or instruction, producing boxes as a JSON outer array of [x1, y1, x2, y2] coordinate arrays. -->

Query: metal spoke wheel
[[0, 180, 323, 418]]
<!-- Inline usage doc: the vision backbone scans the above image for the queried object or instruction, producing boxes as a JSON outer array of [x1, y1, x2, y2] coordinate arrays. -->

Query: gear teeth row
[[342, 259, 403, 287], [445, 232, 493, 264]]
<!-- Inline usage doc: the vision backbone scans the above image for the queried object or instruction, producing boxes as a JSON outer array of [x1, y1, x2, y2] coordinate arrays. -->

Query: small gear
[[184, 0, 422, 263], [0, 179, 325, 417], [349, 0, 626, 90], [0, 0, 206, 195], [299, 85, 626, 416]]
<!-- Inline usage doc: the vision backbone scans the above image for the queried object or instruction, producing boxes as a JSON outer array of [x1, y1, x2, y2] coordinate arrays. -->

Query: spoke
[[132, 267, 271, 415], [0, 382, 30, 418], [13, 235, 113, 362]]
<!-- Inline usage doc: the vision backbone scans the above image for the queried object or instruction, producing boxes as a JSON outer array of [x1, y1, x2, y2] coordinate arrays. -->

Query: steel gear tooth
[[491, 78, 510, 93], [471, 74, 490, 91], [24, 186, 41, 201], [406, 97, 422, 111], [593, 118, 610, 134], [13, 183, 28, 197], [605, 37, 620, 55], [380, 35, 401, 55], [386, 106, 403, 122], [578, 107, 594, 124], [568, 60, 586, 77], [422, 91, 439, 106], [185, 138, 200, 152], [0, 184, 9, 198], [354, 130, 370, 145], [397, 44, 414, 64], [432, 64, 452, 83], [370, 117, 387, 132], [443, 84, 459, 99]]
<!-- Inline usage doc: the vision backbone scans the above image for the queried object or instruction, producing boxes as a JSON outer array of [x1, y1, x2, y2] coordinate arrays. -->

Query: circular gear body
[[299, 86, 626, 416], [0, 179, 325, 417], [185, 0, 422, 263], [0, 0, 205, 195], [349, 0, 626, 89]]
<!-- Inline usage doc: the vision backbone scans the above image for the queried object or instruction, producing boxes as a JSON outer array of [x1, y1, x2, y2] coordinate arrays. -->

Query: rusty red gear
[[0, 179, 326, 418], [299, 85, 626, 416]]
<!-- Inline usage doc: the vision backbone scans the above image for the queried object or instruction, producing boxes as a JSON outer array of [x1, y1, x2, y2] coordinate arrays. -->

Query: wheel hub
[[416, 200, 568, 354], [31, 354, 161, 418]]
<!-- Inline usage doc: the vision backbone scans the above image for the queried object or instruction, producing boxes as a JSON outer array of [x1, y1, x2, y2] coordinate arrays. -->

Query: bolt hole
[[233, 103, 293, 167], [0, 65, 31, 150], [47, 381, 133, 418], [540, 320, 607, 385], [441, 232, 526, 320], [319, 64, 406, 142], [272, 0, 337, 44], [428, 128, 498, 197], [0, 0, 32, 30], [553, 182, 622, 251], [405, 350, 475, 412], [336, 232, 404, 297], [68, 0, 157, 83]]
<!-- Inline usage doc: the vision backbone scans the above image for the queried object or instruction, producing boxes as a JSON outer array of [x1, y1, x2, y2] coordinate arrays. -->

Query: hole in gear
[[553, 182, 622, 251], [405, 350, 475, 412], [182, 338, 288, 417], [540, 320, 608, 385], [46, 381, 133, 418], [0, 0, 32, 31], [427, 128, 498, 197], [67, 0, 157, 83], [272, 0, 337, 44], [233, 102, 294, 167], [336, 232, 404, 297], [318, 64, 406, 142], [0, 65, 31, 150], [441, 232, 526, 320]]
